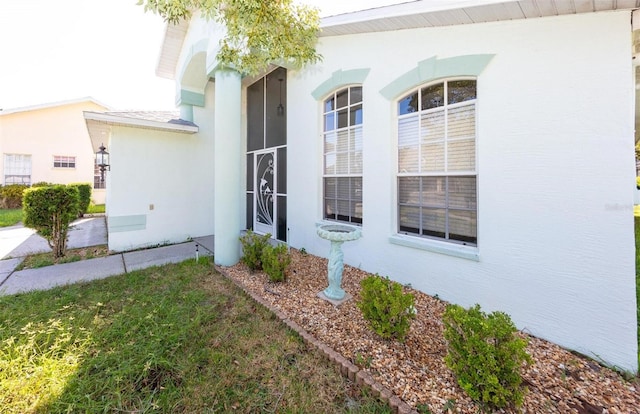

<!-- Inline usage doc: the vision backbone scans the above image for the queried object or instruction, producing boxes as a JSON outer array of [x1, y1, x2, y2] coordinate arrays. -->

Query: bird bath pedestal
[[316, 223, 362, 305]]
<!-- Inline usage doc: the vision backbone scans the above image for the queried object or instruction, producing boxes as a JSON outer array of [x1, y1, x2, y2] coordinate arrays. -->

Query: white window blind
[[4, 154, 32, 185], [397, 79, 477, 245], [323, 86, 363, 224]]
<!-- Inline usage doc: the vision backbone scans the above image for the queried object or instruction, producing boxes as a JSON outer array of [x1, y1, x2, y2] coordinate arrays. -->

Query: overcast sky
[[0, 0, 412, 111]]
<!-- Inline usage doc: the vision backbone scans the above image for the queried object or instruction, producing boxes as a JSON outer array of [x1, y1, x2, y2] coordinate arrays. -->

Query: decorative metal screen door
[[254, 149, 276, 235]]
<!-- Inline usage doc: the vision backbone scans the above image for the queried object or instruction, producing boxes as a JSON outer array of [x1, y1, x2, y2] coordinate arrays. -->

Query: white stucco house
[[84, 0, 639, 372]]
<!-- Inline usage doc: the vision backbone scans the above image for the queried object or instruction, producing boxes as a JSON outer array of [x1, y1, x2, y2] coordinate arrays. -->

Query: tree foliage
[[138, 0, 321, 76], [23, 185, 79, 258]]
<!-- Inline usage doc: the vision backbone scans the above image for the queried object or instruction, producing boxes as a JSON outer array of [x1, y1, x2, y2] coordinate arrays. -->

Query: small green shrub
[[357, 275, 416, 341], [262, 244, 291, 283], [69, 183, 92, 217], [443, 304, 531, 410], [0, 184, 29, 208], [239, 230, 271, 271], [23, 185, 79, 258]]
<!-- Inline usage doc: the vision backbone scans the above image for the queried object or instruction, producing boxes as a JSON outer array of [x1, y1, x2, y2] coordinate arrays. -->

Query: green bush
[[23, 185, 79, 258], [0, 184, 29, 209], [357, 275, 416, 342], [31, 181, 53, 188], [443, 304, 531, 410], [239, 230, 272, 271], [69, 183, 92, 217], [262, 244, 291, 283]]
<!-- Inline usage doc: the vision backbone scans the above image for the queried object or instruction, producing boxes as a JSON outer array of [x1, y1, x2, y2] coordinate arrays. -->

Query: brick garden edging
[[215, 264, 419, 414]]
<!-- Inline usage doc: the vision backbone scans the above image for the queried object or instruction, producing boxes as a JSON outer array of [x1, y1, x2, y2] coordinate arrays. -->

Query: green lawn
[[0, 259, 390, 414], [87, 204, 105, 214], [0, 208, 22, 227]]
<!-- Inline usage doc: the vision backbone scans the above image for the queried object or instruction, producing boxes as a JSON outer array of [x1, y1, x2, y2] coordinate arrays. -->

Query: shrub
[[262, 244, 291, 283], [69, 183, 92, 217], [23, 185, 79, 258], [0, 184, 29, 209], [442, 304, 531, 410], [31, 181, 53, 188], [239, 230, 271, 271], [357, 275, 416, 342]]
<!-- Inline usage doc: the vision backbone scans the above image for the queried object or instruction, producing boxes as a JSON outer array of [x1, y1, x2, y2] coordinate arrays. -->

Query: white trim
[[389, 233, 479, 261], [83, 112, 198, 134], [0, 97, 110, 116]]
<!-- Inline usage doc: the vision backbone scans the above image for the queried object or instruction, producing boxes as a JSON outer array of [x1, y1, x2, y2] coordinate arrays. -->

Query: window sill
[[388, 234, 479, 261]]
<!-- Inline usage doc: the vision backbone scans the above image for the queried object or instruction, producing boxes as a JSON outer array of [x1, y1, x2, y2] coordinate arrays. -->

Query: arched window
[[397, 79, 477, 245], [323, 86, 363, 224]]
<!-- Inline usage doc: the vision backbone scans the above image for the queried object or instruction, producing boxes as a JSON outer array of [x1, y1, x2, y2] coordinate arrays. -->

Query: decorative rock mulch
[[219, 249, 640, 413]]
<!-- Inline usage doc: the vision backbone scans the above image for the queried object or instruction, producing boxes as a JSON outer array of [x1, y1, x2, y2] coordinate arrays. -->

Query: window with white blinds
[[397, 79, 477, 245], [323, 86, 363, 224]]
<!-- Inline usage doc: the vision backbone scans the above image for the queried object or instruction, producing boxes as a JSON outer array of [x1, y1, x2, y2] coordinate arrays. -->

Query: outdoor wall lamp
[[96, 143, 110, 182], [277, 78, 285, 116]]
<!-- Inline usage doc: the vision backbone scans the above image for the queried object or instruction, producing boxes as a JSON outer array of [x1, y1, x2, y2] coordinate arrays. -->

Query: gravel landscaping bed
[[223, 248, 639, 413]]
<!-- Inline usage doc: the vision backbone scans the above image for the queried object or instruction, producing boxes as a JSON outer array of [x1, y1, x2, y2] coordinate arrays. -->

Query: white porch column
[[214, 68, 242, 265]]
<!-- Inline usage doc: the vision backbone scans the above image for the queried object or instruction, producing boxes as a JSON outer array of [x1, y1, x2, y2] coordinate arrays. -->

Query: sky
[[0, 0, 411, 111]]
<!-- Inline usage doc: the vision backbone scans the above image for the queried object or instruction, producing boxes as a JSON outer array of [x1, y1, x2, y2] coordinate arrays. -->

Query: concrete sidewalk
[[0, 215, 214, 295]]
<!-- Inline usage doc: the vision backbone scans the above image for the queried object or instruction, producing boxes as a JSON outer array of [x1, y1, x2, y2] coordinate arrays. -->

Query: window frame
[[3, 153, 32, 185], [395, 77, 478, 246], [53, 155, 76, 169], [322, 85, 363, 225], [93, 159, 106, 189]]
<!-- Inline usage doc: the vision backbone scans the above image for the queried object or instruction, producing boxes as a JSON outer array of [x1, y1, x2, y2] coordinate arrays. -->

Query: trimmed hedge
[[69, 183, 92, 217], [23, 185, 79, 258]]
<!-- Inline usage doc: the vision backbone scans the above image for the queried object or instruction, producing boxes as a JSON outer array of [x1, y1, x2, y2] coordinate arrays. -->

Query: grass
[[0, 259, 391, 413], [15, 245, 110, 270], [0, 204, 103, 228], [87, 204, 105, 214], [0, 208, 23, 227]]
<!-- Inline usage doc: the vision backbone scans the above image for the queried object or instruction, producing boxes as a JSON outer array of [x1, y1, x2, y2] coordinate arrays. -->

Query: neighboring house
[[0, 97, 110, 204], [84, 1, 639, 372]]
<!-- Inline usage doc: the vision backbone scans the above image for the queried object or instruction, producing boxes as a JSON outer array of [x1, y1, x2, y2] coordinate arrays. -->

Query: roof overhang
[[0, 96, 111, 116], [84, 111, 198, 133], [155, 0, 640, 79], [320, 0, 640, 36], [156, 18, 190, 80]]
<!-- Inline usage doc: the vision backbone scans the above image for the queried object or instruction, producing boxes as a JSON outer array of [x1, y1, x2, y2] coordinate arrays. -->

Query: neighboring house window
[[53, 155, 76, 168], [397, 79, 477, 245], [3, 154, 32, 185], [323, 86, 363, 224], [94, 159, 105, 189]]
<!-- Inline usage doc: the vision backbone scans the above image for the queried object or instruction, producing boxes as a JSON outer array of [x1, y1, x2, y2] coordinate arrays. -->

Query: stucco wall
[[284, 11, 637, 371], [107, 83, 215, 251], [0, 101, 107, 204]]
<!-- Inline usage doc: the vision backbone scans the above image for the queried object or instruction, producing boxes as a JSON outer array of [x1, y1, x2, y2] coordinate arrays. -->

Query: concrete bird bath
[[316, 223, 362, 304]]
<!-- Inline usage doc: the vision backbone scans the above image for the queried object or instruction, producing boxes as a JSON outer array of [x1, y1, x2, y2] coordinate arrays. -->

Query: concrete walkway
[[0, 217, 214, 296]]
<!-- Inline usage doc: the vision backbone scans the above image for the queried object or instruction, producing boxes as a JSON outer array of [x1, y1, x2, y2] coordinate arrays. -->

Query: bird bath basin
[[317, 223, 362, 303]]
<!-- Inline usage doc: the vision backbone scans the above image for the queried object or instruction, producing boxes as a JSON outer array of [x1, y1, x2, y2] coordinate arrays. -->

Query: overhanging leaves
[[139, 0, 321, 75]]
